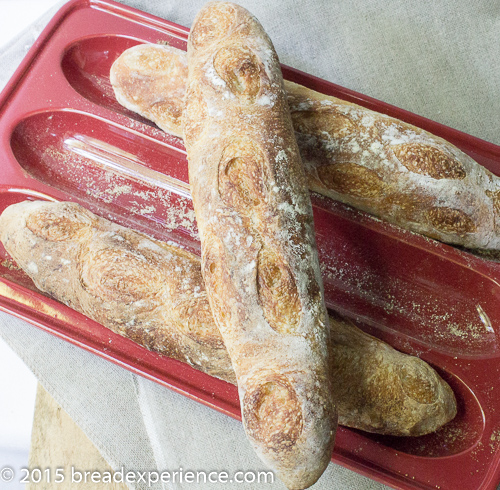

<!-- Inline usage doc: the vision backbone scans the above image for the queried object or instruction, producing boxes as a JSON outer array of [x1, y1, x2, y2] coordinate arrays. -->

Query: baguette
[[182, 3, 336, 488], [111, 43, 500, 251], [0, 199, 456, 439]]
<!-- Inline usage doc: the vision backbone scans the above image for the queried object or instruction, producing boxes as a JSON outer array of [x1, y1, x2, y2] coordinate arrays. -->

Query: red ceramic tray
[[1, 1, 500, 488]]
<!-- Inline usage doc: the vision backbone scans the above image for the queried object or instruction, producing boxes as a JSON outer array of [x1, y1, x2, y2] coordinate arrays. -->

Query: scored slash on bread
[[0, 199, 457, 439], [111, 41, 500, 252], [182, 3, 336, 488]]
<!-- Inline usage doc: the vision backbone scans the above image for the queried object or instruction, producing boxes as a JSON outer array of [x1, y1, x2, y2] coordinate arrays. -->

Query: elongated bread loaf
[[0, 200, 456, 439], [111, 43, 188, 134], [111, 43, 500, 251], [183, 4, 337, 488]]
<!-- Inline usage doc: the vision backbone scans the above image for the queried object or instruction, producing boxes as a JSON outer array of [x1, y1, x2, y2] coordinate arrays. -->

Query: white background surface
[[0, 0, 63, 485], [0, 0, 62, 50]]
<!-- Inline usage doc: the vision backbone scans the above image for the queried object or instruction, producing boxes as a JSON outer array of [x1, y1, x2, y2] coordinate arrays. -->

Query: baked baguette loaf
[[0, 199, 457, 439], [111, 43, 500, 251], [183, 2, 337, 487], [183, 3, 337, 488]]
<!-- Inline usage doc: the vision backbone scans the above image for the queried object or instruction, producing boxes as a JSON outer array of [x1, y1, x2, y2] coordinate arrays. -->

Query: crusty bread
[[183, 3, 336, 488], [110, 43, 190, 138], [0, 199, 456, 439], [0, 201, 231, 380], [110, 43, 187, 136], [111, 43, 500, 251]]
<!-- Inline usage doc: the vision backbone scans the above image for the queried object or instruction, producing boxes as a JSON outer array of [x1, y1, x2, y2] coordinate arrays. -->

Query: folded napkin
[[0, 1, 498, 489]]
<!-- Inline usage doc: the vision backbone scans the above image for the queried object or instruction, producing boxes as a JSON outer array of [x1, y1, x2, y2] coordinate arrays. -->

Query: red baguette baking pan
[[1, 1, 500, 488]]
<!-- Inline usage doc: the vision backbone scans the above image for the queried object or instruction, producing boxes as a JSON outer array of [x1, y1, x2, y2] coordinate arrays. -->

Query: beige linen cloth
[[0, 1, 499, 489]]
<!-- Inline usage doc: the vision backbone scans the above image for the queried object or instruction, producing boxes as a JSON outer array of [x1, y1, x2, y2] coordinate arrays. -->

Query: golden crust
[[244, 373, 304, 450], [183, 3, 336, 488], [109, 44, 187, 136], [426, 207, 477, 236], [256, 245, 302, 336], [289, 82, 498, 249], [6, 200, 230, 379], [111, 44, 500, 251], [214, 45, 261, 102], [189, 2, 236, 50], [391, 143, 466, 179], [0, 199, 457, 439], [317, 162, 386, 199]]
